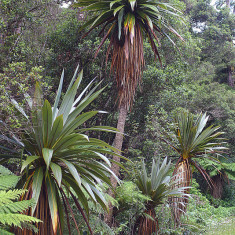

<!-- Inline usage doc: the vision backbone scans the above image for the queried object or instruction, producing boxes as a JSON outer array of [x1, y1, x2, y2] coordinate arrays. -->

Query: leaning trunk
[[172, 159, 191, 225], [105, 103, 128, 226]]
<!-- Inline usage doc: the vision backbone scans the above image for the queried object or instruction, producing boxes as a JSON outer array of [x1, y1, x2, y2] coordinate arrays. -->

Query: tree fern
[[0, 165, 41, 233], [198, 158, 235, 180], [0, 165, 19, 190], [0, 228, 12, 235]]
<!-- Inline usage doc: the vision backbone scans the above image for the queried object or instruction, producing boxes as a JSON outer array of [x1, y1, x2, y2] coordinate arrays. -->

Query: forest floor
[[204, 217, 235, 235]]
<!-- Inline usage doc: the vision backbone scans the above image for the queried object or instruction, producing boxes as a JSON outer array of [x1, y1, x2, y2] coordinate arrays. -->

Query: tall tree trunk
[[105, 102, 128, 226], [227, 67, 234, 87]]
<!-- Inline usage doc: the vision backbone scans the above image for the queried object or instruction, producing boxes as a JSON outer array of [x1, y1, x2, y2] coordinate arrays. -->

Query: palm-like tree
[[77, 0, 184, 109], [165, 111, 226, 224], [0, 67, 121, 235], [75, 0, 184, 224], [134, 157, 189, 235]]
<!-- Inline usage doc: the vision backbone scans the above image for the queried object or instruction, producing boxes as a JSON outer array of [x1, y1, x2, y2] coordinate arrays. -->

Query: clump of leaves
[[1, 66, 122, 235], [134, 157, 190, 235]]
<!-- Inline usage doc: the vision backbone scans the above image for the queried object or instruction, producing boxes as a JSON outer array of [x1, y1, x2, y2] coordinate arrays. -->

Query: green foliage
[[154, 179, 235, 234], [0, 0, 60, 68], [76, 0, 184, 45], [0, 0, 235, 233], [198, 157, 235, 181], [0, 62, 51, 130], [75, 0, 185, 108], [0, 67, 121, 234], [0, 165, 41, 233], [136, 157, 189, 207], [0, 165, 19, 190], [169, 111, 226, 160], [189, 0, 235, 84], [0, 166, 19, 190], [184, 179, 235, 233], [157, 79, 235, 156], [133, 157, 190, 234], [116, 181, 150, 205]]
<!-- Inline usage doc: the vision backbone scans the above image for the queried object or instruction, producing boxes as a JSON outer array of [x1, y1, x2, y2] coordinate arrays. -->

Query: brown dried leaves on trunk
[[108, 23, 144, 109]]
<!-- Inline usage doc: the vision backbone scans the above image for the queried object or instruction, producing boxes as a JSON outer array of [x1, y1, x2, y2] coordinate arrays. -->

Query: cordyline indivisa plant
[[134, 157, 190, 235], [0, 67, 124, 235], [164, 111, 227, 224], [75, 0, 185, 225]]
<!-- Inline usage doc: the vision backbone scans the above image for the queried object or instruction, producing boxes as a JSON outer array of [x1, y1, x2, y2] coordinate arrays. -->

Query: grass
[[205, 217, 235, 235]]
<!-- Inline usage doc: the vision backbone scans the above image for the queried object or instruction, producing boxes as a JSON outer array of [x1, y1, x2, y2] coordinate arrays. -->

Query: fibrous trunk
[[134, 208, 159, 235], [14, 183, 57, 235], [105, 103, 128, 226], [105, 19, 144, 228], [172, 159, 191, 225], [109, 23, 144, 109]]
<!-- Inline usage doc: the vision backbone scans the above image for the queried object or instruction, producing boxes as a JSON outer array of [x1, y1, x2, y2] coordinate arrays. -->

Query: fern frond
[[0, 165, 20, 190], [0, 214, 41, 228], [0, 175, 19, 190], [0, 199, 35, 214], [0, 228, 13, 235], [0, 190, 27, 206], [0, 166, 41, 233], [0, 166, 12, 175]]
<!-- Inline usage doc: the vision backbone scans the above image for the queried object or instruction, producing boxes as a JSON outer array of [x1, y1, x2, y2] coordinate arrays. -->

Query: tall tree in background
[[75, 0, 185, 225], [0, 0, 60, 69], [189, 0, 235, 87]]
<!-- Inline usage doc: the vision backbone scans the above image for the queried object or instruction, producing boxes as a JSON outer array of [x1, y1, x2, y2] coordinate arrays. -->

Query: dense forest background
[[0, 0, 234, 234]]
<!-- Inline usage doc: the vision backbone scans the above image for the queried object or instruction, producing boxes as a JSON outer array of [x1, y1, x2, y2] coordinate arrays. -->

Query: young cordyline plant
[[0, 66, 125, 235], [134, 157, 190, 235]]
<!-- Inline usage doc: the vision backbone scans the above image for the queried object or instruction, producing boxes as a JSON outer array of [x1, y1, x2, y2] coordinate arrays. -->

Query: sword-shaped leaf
[[61, 159, 81, 187], [21, 156, 40, 173], [42, 100, 52, 146], [31, 167, 43, 215], [50, 162, 62, 187], [52, 69, 64, 121], [42, 148, 53, 169], [46, 175, 59, 234], [48, 115, 64, 147], [58, 70, 83, 124]]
